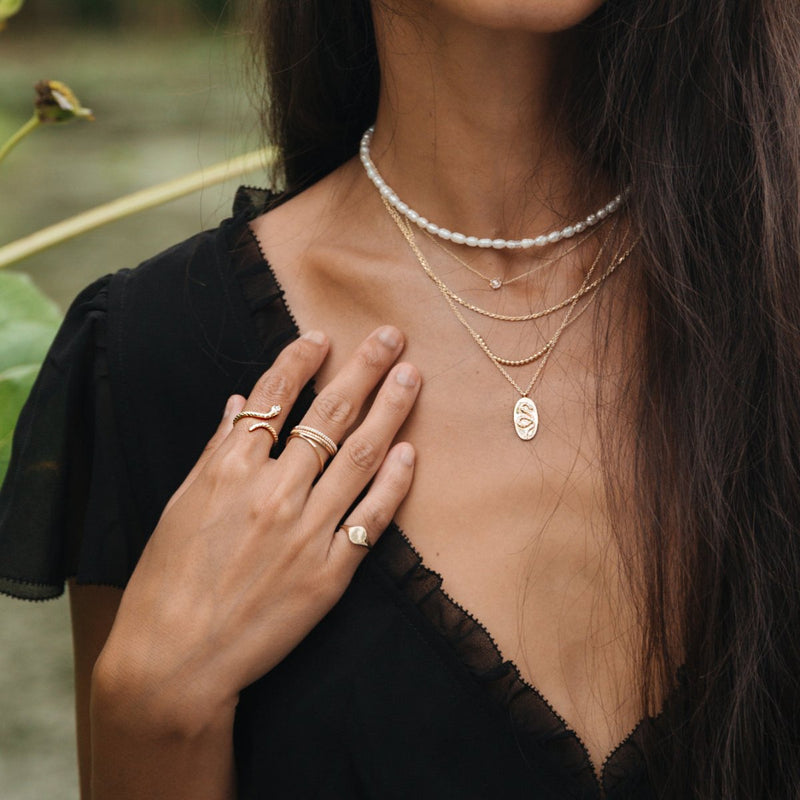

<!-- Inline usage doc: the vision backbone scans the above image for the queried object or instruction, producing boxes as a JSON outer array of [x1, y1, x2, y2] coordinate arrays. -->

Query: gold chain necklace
[[385, 200, 638, 439], [385, 198, 618, 367], [413, 218, 620, 323], [423, 222, 601, 290]]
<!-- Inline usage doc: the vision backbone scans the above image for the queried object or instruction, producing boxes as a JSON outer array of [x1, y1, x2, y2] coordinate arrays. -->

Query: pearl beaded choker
[[359, 126, 626, 251]]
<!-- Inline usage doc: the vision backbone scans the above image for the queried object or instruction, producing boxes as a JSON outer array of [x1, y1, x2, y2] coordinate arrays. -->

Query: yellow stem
[[0, 115, 40, 164], [0, 146, 276, 269]]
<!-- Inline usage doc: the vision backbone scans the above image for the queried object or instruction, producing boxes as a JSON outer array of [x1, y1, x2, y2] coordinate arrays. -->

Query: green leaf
[[0, 0, 24, 25], [0, 272, 61, 331], [0, 364, 40, 481], [0, 272, 61, 483]]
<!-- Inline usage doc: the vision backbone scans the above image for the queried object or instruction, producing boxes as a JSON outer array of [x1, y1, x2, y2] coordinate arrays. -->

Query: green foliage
[[0, 0, 24, 25], [0, 272, 61, 482]]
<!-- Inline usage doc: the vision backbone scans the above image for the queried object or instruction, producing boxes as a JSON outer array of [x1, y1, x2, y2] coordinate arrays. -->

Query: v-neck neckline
[[225, 189, 678, 798]]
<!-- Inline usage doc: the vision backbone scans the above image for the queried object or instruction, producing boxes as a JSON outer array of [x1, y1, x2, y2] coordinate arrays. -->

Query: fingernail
[[398, 443, 415, 467], [377, 326, 401, 349], [302, 329, 326, 345], [395, 366, 418, 387]]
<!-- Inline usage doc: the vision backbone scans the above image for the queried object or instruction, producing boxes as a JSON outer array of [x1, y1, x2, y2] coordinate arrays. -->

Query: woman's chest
[[233, 539, 656, 800]]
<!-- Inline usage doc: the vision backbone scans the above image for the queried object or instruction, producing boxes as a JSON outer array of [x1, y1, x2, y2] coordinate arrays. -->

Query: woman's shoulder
[[106, 186, 289, 377], [0, 189, 295, 598]]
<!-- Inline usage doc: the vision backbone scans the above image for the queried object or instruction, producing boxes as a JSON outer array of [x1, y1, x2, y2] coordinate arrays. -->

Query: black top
[[0, 188, 682, 799]]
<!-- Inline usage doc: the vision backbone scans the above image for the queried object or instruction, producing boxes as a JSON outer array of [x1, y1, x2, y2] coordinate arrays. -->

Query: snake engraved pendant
[[513, 397, 539, 440]]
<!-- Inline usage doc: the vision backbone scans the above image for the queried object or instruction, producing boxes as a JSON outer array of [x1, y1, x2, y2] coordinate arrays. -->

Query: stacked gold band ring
[[287, 425, 338, 475], [337, 524, 371, 549], [232, 405, 282, 444], [291, 425, 337, 455]]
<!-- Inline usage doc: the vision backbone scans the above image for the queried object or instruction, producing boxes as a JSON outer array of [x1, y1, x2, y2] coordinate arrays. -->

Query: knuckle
[[314, 390, 354, 426], [290, 337, 322, 366], [255, 489, 295, 526], [384, 464, 412, 496], [361, 505, 391, 538], [380, 388, 409, 416], [344, 436, 380, 473], [255, 371, 293, 404], [356, 343, 386, 373], [211, 447, 249, 483]]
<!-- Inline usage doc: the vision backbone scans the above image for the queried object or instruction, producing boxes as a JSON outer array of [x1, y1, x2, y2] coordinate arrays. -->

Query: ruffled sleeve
[[0, 192, 292, 601], [0, 187, 302, 602], [0, 274, 139, 599]]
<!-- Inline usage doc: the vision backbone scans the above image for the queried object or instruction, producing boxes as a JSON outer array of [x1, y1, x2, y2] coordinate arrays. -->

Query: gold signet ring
[[338, 524, 371, 549]]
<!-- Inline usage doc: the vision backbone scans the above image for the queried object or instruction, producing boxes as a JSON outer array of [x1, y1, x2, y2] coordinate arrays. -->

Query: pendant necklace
[[417, 220, 621, 326], [383, 199, 638, 440], [422, 223, 600, 290]]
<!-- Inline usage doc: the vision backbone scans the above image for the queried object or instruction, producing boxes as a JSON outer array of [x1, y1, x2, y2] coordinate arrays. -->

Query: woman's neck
[[371, 5, 598, 248]]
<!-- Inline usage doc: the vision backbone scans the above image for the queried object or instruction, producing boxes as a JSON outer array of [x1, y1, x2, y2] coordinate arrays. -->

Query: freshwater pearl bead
[[358, 126, 627, 250]]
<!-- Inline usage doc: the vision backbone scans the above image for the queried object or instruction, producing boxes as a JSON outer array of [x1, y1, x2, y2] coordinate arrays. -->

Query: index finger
[[231, 330, 330, 453]]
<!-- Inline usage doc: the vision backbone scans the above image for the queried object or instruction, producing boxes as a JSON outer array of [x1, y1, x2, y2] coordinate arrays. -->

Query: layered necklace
[[384, 199, 637, 439], [362, 127, 636, 440], [422, 224, 600, 290], [360, 126, 627, 250]]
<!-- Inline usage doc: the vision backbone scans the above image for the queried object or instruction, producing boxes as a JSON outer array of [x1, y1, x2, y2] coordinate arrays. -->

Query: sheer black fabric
[[0, 188, 683, 798]]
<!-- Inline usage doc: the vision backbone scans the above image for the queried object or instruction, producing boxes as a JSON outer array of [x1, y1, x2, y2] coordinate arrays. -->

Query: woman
[[1, 1, 798, 798]]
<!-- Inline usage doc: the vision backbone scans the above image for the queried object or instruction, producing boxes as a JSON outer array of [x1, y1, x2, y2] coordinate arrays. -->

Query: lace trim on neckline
[[225, 188, 678, 798]]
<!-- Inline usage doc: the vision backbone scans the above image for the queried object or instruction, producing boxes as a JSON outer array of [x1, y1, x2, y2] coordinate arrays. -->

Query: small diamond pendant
[[489, 278, 502, 290], [513, 397, 539, 440]]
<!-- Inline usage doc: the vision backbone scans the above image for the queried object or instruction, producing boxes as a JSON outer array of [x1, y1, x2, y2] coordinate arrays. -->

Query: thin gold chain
[[385, 197, 622, 367], [386, 200, 638, 396], [412, 217, 621, 323], [423, 222, 601, 289]]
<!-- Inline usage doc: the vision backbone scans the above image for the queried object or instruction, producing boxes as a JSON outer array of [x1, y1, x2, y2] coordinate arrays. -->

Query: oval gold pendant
[[513, 397, 539, 440]]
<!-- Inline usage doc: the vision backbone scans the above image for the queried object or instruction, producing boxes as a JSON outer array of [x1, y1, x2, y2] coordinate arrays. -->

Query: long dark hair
[[253, 1, 800, 797]]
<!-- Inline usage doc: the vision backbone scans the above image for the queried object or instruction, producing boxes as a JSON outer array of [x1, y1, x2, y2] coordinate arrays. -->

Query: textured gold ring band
[[232, 405, 282, 426], [232, 405, 282, 444], [247, 421, 279, 444], [287, 431, 326, 474], [289, 425, 338, 457]]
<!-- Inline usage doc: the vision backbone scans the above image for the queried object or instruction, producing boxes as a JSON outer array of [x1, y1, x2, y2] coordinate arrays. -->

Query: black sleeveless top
[[0, 188, 684, 799]]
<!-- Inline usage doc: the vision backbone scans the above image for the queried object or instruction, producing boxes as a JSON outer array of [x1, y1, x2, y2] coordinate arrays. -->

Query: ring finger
[[281, 325, 405, 479]]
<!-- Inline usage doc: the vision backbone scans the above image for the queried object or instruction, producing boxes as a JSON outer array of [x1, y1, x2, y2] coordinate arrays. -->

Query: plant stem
[[0, 147, 276, 269], [0, 115, 40, 165]]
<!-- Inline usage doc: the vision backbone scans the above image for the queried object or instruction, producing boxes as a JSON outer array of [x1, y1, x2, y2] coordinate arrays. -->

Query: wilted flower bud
[[34, 80, 94, 124]]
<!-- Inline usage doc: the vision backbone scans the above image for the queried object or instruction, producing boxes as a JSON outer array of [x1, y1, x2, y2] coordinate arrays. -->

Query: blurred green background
[[1, 2, 269, 797]]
